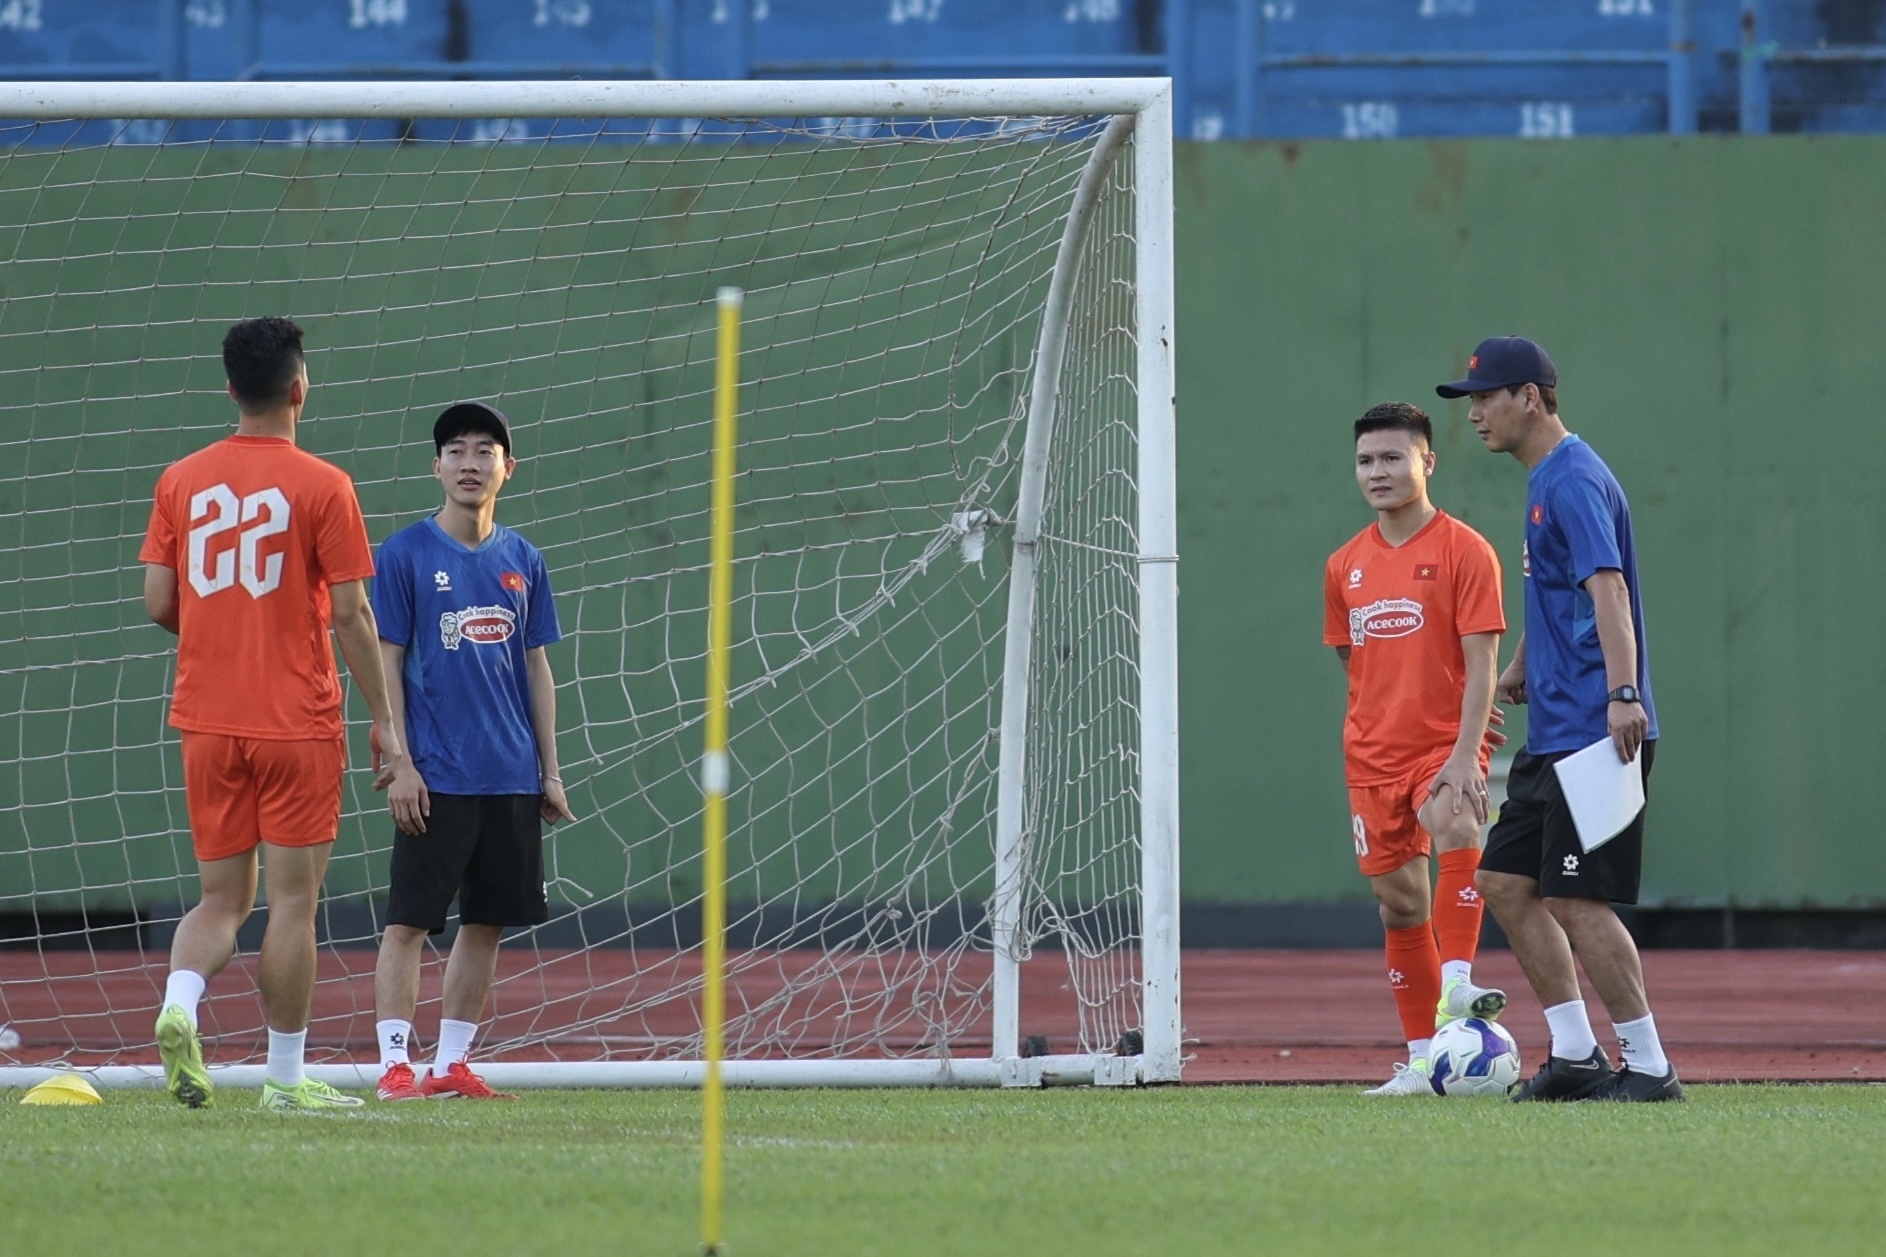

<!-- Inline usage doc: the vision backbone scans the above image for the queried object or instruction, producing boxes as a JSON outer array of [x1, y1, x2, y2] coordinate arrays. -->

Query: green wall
[[5, 134, 1885, 918], [0, 137, 1098, 918], [1178, 136, 1886, 908]]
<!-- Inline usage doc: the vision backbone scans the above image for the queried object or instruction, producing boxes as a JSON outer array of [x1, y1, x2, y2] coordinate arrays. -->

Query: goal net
[[0, 80, 1178, 1088]]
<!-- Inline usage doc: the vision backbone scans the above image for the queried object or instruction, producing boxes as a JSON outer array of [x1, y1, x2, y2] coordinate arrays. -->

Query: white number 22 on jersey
[[187, 483, 291, 598]]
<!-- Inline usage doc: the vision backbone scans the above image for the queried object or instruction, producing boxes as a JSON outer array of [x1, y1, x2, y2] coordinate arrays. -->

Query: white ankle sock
[[1440, 960, 1472, 986], [1543, 999, 1599, 1060], [431, 1018, 477, 1078], [1408, 1038, 1431, 1063], [162, 970, 207, 1030], [266, 1028, 306, 1089], [1612, 1014, 1669, 1074], [377, 1019, 413, 1069]]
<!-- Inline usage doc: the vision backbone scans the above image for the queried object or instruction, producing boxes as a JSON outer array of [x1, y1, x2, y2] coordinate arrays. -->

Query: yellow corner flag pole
[[701, 285, 741, 1256]]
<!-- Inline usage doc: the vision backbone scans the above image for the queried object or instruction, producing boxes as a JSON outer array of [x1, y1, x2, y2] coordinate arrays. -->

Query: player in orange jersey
[[140, 317, 409, 1112], [1323, 402, 1508, 1096]]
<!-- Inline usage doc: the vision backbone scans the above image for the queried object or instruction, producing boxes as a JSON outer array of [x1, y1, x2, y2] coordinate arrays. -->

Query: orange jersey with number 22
[[140, 435, 375, 740]]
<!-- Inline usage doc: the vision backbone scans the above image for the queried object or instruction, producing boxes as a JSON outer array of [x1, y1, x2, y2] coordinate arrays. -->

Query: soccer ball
[[1427, 1017, 1522, 1096]]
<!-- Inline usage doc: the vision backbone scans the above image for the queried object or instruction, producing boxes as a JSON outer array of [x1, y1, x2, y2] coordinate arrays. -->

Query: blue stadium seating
[[0, 0, 184, 79], [3, 1, 1884, 138]]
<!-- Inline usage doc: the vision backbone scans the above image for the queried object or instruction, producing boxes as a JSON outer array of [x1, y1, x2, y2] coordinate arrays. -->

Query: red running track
[[2, 948, 1881, 1083], [1178, 949, 1886, 1083]]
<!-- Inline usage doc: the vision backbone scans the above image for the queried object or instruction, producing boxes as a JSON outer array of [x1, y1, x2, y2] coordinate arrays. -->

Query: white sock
[[1613, 1014, 1669, 1075], [1408, 1038, 1431, 1064], [1440, 960, 1472, 986], [1543, 999, 1599, 1060], [377, 1019, 413, 1069], [431, 1018, 478, 1078], [162, 970, 207, 1030], [265, 1028, 307, 1089]]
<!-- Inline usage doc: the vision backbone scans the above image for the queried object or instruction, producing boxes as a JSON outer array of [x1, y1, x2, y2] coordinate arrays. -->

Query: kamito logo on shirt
[[1348, 598, 1425, 646], [440, 604, 518, 650]]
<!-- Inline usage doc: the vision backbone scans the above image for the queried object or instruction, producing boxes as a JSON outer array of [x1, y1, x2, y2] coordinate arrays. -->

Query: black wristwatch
[[1607, 685, 1641, 704]]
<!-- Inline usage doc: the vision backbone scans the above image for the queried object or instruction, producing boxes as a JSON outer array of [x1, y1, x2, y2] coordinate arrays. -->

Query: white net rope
[[0, 111, 1142, 1071], [1020, 145, 1141, 1058]]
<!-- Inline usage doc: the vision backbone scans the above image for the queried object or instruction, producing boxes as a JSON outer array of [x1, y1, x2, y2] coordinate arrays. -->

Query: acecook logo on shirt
[[1347, 598, 1425, 648], [439, 604, 517, 650]]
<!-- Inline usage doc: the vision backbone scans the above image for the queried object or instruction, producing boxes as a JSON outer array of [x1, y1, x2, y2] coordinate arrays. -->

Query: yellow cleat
[[259, 1078, 365, 1112], [155, 1005, 212, 1109], [1436, 976, 1507, 1029]]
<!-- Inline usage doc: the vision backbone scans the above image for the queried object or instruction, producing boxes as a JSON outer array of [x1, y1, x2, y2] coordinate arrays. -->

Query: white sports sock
[[1543, 999, 1599, 1060], [1612, 1014, 1669, 1075], [377, 1019, 414, 1069], [1440, 960, 1472, 986], [431, 1018, 478, 1078], [162, 970, 207, 1030], [265, 1028, 307, 1089], [1408, 1038, 1431, 1064]]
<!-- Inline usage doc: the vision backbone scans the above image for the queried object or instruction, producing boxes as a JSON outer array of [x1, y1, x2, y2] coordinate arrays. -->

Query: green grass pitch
[[2, 1084, 1882, 1255]]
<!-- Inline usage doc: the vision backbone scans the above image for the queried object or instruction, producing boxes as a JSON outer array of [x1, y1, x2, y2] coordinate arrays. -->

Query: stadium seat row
[[1, 0, 1881, 137]]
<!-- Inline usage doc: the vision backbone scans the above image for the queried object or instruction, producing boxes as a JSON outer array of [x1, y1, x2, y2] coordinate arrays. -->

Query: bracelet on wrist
[[542, 774, 562, 784]]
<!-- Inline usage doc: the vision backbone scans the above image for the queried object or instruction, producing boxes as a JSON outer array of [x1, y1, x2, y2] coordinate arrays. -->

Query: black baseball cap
[[433, 401, 512, 455], [1435, 336, 1558, 399]]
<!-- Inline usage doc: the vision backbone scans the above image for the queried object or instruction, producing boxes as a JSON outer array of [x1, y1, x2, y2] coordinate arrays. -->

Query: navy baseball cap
[[1435, 337, 1558, 399], [433, 401, 512, 454]]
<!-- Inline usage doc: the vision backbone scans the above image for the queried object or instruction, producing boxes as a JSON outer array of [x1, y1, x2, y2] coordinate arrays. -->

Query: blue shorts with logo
[[1481, 741, 1656, 904]]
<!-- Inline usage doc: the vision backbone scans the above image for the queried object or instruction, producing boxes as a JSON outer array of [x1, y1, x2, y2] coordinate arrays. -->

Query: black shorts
[[1481, 741, 1656, 904], [385, 793, 548, 935]]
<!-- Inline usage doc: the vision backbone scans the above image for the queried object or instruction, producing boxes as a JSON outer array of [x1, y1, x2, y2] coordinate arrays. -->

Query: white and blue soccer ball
[[1428, 1017, 1522, 1096]]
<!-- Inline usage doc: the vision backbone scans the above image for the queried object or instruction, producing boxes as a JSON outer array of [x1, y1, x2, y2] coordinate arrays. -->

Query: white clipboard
[[1551, 738, 1646, 853]]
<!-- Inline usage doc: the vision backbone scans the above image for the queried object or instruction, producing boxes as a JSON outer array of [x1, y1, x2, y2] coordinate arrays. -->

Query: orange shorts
[[1346, 751, 1468, 878], [180, 732, 345, 862]]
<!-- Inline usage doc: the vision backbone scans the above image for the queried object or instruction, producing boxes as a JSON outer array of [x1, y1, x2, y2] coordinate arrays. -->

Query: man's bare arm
[[526, 646, 577, 824], [1496, 632, 1527, 705], [377, 639, 429, 834], [1585, 569, 1648, 763], [1430, 631, 1501, 822], [143, 564, 179, 635], [329, 579, 405, 790]]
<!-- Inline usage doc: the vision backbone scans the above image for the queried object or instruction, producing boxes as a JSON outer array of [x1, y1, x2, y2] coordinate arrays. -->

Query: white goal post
[[0, 78, 1179, 1089]]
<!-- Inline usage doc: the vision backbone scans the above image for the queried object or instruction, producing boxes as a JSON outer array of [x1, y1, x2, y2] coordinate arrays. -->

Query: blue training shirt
[[1521, 435, 1658, 755], [372, 516, 562, 795]]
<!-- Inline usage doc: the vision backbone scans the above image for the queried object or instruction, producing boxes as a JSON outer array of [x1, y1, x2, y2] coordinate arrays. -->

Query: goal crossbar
[[0, 78, 1171, 121]]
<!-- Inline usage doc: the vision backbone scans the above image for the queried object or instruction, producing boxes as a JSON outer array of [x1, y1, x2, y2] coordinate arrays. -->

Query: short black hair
[[1505, 381, 1559, 415], [1354, 401, 1432, 446], [222, 317, 305, 408]]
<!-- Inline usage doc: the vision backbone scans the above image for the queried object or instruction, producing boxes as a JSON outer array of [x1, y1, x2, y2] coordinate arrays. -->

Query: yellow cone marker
[[22, 1073, 102, 1105]]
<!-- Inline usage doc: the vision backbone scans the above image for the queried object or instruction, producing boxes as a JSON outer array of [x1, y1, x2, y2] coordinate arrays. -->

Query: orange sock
[[1383, 925, 1442, 1045], [1432, 847, 1485, 967]]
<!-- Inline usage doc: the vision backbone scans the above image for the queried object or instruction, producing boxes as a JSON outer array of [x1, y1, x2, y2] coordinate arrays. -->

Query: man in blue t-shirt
[[369, 402, 576, 1102], [1438, 337, 1682, 1104]]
